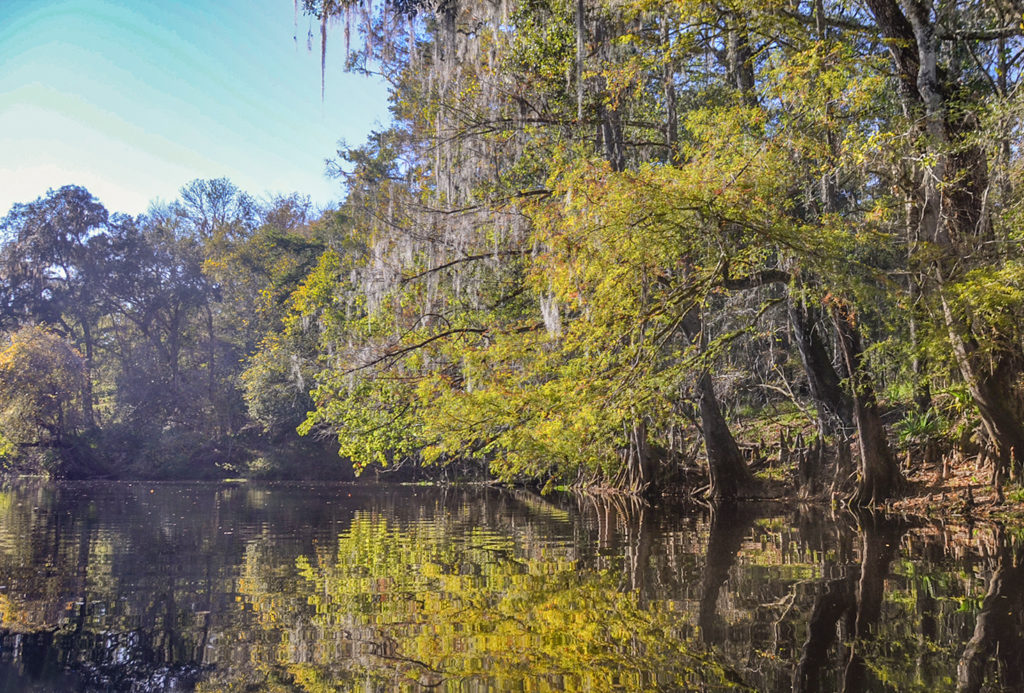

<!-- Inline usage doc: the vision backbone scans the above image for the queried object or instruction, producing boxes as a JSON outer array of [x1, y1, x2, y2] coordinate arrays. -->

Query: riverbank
[[890, 458, 1024, 521]]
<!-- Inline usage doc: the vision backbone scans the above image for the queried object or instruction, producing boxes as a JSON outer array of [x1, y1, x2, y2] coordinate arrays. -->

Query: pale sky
[[0, 0, 391, 216]]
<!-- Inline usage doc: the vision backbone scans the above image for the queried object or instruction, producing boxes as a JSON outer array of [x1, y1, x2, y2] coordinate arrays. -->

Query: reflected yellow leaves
[[228, 513, 731, 692]]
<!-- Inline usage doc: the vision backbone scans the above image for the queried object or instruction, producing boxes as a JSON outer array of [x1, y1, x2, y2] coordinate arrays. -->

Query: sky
[[0, 0, 391, 216]]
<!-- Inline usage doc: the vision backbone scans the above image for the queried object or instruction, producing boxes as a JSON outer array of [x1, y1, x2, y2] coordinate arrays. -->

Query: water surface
[[0, 481, 1018, 691]]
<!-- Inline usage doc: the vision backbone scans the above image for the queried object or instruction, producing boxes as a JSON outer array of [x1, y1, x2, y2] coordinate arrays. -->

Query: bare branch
[[400, 250, 528, 284]]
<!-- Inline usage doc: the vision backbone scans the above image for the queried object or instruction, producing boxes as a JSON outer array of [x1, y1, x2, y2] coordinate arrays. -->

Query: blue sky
[[0, 0, 390, 216]]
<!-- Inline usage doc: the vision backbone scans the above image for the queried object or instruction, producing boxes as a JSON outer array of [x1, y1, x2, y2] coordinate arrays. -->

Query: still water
[[0, 481, 1018, 692]]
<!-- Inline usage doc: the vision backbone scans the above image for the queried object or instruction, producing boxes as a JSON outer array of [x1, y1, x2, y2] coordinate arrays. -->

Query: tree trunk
[[618, 418, 654, 494], [831, 304, 903, 506], [698, 370, 754, 500], [725, 14, 755, 103], [789, 296, 852, 438], [662, 13, 677, 156], [905, 202, 931, 412], [79, 320, 97, 430], [866, 0, 1024, 473], [942, 296, 1024, 472], [590, 18, 625, 172], [681, 305, 753, 501], [575, 0, 584, 121]]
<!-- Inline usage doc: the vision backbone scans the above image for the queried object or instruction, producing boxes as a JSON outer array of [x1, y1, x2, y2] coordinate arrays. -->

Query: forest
[[3, 0, 1024, 509]]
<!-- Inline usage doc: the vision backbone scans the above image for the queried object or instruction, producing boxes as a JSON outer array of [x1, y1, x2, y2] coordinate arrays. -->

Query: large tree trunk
[[592, 18, 625, 172], [942, 296, 1024, 471], [725, 13, 755, 103], [831, 304, 903, 506], [789, 296, 852, 438], [681, 306, 754, 500], [865, 0, 1024, 473], [698, 370, 754, 500]]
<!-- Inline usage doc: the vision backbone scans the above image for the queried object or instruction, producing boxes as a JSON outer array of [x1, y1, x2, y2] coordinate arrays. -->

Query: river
[[0, 481, 1017, 691]]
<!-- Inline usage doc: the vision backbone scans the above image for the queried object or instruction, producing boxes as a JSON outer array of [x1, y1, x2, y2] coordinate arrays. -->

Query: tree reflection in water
[[956, 526, 1024, 693], [0, 481, 1019, 691]]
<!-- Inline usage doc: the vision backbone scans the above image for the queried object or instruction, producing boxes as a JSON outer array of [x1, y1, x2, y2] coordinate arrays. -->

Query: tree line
[[0, 181, 343, 478], [5, 0, 1024, 505], [271, 0, 1024, 504]]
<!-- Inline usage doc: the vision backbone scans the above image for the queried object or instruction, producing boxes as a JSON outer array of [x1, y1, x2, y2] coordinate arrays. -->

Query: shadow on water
[[0, 480, 1021, 691]]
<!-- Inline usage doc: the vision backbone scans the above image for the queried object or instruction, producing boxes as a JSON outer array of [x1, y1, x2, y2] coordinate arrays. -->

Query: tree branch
[[401, 250, 527, 284], [349, 327, 488, 375], [720, 260, 790, 290]]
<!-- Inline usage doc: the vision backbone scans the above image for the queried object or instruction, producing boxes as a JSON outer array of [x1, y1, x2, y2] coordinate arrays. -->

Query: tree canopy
[[242, 0, 1024, 503], [4, 0, 1024, 507]]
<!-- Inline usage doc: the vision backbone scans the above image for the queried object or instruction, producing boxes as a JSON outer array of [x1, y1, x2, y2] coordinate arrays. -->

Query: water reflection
[[0, 481, 1018, 691]]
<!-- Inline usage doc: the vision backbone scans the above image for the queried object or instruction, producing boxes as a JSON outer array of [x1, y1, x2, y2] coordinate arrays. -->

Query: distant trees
[[0, 185, 122, 429], [0, 327, 88, 474], [0, 182, 341, 478]]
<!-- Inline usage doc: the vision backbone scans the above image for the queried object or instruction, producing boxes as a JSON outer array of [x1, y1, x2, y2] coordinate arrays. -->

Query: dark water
[[0, 482, 1019, 692]]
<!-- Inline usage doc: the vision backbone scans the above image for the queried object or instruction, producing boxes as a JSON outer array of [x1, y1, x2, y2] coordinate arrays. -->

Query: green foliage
[[0, 327, 87, 474], [0, 177, 361, 479], [5, 0, 1024, 490], [261, 0, 864, 487], [286, 0, 1024, 493], [948, 260, 1024, 363], [895, 409, 942, 448]]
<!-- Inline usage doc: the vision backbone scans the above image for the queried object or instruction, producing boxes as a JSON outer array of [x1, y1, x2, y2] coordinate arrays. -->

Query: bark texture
[[832, 305, 903, 506], [698, 370, 754, 500], [865, 0, 1024, 473]]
